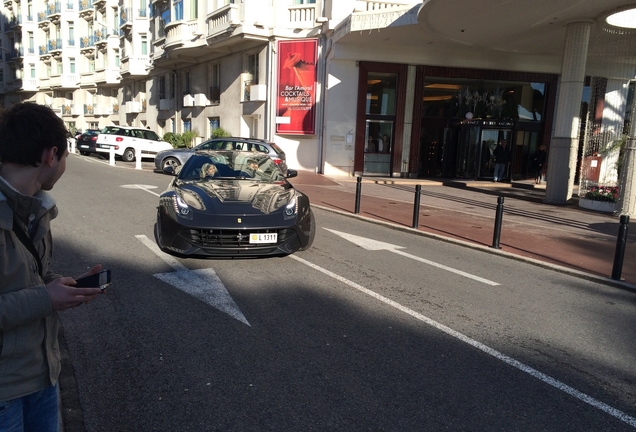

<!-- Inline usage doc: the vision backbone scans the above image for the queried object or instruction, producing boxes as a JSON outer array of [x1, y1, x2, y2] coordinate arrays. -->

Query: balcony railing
[[80, 35, 96, 48], [48, 38, 63, 52], [84, 104, 94, 115], [47, 2, 61, 17], [120, 7, 132, 27], [78, 0, 93, 11]]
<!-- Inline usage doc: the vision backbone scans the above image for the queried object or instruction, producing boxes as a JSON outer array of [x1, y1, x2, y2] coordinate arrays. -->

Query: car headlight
[[173, 195, 193, 220], [283, 196, 298, 220]]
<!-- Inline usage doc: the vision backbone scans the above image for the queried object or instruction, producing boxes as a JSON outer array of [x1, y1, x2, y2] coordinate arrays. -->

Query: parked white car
[[96, 126, 173, 162]]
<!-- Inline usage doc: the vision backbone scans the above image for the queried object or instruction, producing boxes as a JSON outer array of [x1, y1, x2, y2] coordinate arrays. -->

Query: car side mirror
[[286, 169, 297, 179], [163, 165, 176, 176]]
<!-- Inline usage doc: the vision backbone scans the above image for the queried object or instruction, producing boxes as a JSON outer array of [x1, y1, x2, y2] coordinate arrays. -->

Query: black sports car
[[155, 150, 315, 258]]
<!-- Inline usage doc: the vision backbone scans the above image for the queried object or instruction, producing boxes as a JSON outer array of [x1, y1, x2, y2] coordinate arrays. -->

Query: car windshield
[[178, 152, 286, 183]]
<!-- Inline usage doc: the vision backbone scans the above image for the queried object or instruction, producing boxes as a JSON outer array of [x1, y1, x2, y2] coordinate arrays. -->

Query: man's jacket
[[0, 175, 63, 401]]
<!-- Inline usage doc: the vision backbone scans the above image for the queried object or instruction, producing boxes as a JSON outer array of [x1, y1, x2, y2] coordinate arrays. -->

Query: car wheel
[[162, 157, 181, 170], [80, 151, 91, 156], [299, 209, 315, 251], [122, 148, 135, 162]]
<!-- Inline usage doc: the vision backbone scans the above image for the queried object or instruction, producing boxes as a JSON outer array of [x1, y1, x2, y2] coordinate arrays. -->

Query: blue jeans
[[493, 163, 506, 181], [0, 385, 59, 432]]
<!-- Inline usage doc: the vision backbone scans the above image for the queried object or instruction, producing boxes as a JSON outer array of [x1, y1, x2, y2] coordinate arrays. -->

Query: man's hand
[[46, 264, 105, 311]]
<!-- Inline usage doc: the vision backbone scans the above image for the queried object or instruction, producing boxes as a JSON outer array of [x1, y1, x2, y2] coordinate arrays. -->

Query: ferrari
[[155, 150, 315, 258]]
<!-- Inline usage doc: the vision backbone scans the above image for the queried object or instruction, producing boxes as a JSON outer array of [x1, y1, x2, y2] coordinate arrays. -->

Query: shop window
[[366, 73, 397, 116]]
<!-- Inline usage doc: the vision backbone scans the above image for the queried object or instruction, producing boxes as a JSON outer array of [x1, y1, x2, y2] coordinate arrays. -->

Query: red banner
[[276, 39, 318, 135]]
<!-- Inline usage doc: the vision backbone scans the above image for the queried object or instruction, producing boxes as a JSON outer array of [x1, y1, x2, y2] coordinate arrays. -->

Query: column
[[617, 88, 636, 216], [544, 21, 592, 204]]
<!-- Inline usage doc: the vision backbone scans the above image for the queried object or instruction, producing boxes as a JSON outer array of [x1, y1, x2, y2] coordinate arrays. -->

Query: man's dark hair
[[0, 102, 69, 166]]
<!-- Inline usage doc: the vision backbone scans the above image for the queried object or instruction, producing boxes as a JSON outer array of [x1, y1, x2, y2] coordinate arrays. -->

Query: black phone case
[[75, 270, 111, 288]]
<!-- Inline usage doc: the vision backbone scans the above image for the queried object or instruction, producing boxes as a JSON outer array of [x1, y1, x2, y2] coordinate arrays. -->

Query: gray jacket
[[0, 174, 63, 402]]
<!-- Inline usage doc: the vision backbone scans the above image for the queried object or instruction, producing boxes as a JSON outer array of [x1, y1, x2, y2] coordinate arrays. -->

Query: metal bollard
[[491, 196, 505, 249], [611, 215, 630, 280], [412, 185, 421, 228], [354, 176, 362, 214], [109, 146, 115, 166], [135, 147, 142, 170]]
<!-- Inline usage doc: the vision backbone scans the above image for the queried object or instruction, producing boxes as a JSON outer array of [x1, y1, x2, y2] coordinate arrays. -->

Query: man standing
[[0, 102, 103, 431], [493, 139, 510, 182]]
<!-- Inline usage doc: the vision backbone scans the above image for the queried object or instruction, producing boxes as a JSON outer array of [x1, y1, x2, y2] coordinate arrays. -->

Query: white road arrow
[[136, 235, 250, 326], [324, 228, 499, 286]]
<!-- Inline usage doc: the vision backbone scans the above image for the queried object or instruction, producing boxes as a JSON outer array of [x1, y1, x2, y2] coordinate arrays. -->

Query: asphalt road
[[52, 154, 636, 431]]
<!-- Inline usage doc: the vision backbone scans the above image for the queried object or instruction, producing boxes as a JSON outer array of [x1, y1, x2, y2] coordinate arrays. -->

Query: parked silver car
[[154, 137, 288, 174]]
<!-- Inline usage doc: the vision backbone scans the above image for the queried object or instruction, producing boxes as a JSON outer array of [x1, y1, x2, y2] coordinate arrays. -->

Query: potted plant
[[578, 185, 619, 213]]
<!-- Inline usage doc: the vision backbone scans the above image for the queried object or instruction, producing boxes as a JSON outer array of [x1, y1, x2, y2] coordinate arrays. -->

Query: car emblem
[[237, 232, 245, 242], [237, 218, 242, 223]]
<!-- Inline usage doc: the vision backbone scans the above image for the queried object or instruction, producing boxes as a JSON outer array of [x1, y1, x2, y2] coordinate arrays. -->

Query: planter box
[[578, 198, 616, 213]]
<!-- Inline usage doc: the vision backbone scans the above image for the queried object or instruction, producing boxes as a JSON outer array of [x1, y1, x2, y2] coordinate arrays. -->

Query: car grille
[[184, 228, 295, 248]]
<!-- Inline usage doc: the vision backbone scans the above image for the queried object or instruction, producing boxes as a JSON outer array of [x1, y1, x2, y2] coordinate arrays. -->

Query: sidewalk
[[291, 171, 636, 289]]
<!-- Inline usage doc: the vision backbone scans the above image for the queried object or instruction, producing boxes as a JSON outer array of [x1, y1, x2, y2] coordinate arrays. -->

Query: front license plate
[[80, 145, 88, 148], [249, 233, 278, 244]]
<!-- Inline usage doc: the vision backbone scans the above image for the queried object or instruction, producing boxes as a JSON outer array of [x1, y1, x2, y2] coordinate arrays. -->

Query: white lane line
[[136, 235, 249, 326], [289, 254, 636, 428], [325, 228, 499, 286], [122, 184, 161, 196]]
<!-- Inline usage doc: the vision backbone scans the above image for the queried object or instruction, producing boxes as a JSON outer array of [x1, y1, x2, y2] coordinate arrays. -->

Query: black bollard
[[412, 185, 421, 228], [491, 196, 505, 249], [354, 176, 362, 214], [611, 215, 630, 280]]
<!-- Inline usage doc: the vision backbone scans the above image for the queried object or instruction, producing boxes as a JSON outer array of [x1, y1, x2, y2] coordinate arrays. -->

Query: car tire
[[80, 151, 91, 156], [162, 157, 181, 170], [299, 209, 315, 251], [122, 148, 135, 162]]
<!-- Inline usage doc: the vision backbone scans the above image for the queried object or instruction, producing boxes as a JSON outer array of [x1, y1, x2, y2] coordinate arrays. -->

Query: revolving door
[[455, 120, 513, 180]]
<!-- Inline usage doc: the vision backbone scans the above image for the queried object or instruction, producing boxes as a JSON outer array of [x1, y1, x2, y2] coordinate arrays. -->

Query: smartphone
[[75, 269, 111, 290]]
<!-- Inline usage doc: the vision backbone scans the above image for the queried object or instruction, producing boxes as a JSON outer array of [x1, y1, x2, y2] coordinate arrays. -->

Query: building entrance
[[455, 120, 513, 179]]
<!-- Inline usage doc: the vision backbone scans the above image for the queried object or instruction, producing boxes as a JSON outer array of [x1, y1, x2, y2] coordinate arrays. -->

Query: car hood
[[173, 179, 296, 215]]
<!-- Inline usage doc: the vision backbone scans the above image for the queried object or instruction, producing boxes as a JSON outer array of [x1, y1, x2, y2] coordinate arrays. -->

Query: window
[[30, 63, 36, 78], [174, 0, 183, 21], [189, 0, 197, 19], [141, 34, 147, 55], [183, 71, 190, 95], [70, 57, 75, 73], [183, 119, 191, 132], [68, 22, 74, 46], [245, 53, 259, 84], [57, 60, 62, 75], [210, 63, 220, 104], [159, 76, 166, 99], [88, 58, 95, 73], [28, 32, 34, 53], [0, 70, 3, 83], [209, 117, 220, 135], [294, 0, 316, 3]]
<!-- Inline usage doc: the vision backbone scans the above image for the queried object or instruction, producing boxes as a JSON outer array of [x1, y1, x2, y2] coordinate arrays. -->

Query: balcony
[[112, 103, 119, 114], [49, 73, 79, 89], [205, 4, 241, 40], [84, 104, 95, 115], [120, 55, 150, 76], [125, 100, 141, 113], [37, 11, 50, 29], [194, 93, 209, 107], [93, 68, 120, 85], [288, 4, 316, 28], [183, 94, 194, 107], [21, 78, 39, 92], [8, 14, 22, 30], [61, 104, 73, 116], [93, 104, 113, 115], [48, 39, 63, 54], [165, 21, 203, 50], [80, 35, 95, 54], [47, 2, 62, 23], [120, 7, 132, 30], [78, 0, 94, 20], [243, 80, 267, 102]]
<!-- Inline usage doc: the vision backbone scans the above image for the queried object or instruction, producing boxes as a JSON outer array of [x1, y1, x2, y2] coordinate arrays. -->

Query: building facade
[[1, 0, 636, 212]]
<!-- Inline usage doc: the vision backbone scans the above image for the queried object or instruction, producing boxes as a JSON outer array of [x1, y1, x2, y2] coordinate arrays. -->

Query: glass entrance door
[[364, 120, 393, 175], [478, 128, 511, 179]]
